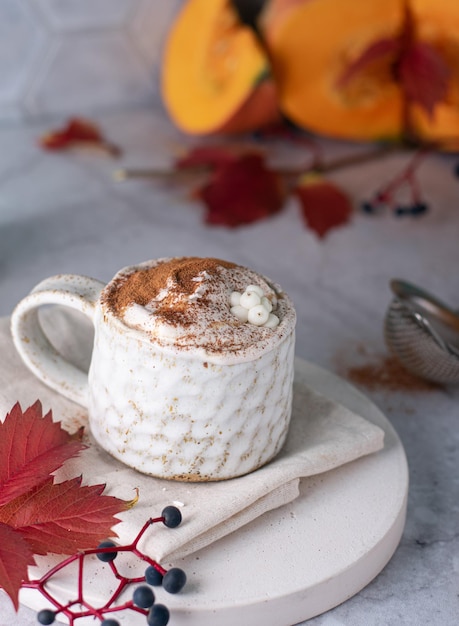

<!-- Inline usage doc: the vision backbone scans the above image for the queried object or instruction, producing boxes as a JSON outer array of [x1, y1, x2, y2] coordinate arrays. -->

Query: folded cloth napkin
[[0, 309, 384, 563]]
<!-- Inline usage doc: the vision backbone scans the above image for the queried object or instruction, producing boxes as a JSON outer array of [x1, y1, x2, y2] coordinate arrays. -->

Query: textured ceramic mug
[[10, 260, 296, 481]]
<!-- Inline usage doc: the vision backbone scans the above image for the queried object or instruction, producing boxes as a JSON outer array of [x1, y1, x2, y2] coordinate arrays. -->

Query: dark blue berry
[[133, 585, 155, 608], [96, 540, 118, 562], [394, 205, 408, 216], [361, 200, 377, 214], [453, 162, 459, 178], [145, 565, 164, 586], [147, 603, 170, 626], [162, 568, 186, 594], [100, 620, 120, 626], [37, 609, 55, 625], [161, 506, 182, 528], [411, 202, 428, 216], [394, 203, 429, 217]]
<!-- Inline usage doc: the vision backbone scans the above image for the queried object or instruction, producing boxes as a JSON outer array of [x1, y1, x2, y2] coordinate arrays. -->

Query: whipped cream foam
[[101, 257, 296, 361]]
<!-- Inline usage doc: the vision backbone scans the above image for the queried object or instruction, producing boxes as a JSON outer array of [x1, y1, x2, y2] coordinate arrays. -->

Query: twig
[[113, 144, 396, 183], [113, 165, 210, 185]]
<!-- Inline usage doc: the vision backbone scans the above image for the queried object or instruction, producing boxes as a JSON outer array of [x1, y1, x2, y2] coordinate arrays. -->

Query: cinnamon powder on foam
[[101, 257, 294, 356], [103, 257, 236, 326]]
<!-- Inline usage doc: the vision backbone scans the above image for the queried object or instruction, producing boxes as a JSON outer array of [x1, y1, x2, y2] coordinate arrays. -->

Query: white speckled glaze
[[10, 260, 296, 481]]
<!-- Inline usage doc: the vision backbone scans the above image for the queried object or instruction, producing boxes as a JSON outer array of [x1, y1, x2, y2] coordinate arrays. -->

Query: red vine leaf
[[294, 174, 353, 238], [0, 401, 130, 609], [396, 4, 450, 118], [192, 152, 285, 227], [0, 523, 35, 610], [398, 41, 450, 117], [39, 117, 121, 156], [0, 401, 85, 507], [0, 477, 128, 556]]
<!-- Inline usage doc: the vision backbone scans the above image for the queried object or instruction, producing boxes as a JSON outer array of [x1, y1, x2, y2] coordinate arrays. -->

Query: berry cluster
[[361, 148, 430, 218], [27, 506, 186, 626], [362, 199, 429, 217]]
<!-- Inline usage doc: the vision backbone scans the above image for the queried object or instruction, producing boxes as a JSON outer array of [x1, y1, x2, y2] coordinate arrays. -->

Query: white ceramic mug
[[10, 260, 296, 481]]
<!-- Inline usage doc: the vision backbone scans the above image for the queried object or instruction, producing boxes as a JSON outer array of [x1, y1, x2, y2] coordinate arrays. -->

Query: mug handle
[[10, 274, 105, 408]]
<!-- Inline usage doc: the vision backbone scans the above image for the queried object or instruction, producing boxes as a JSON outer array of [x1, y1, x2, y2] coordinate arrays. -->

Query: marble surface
[[0, 107, 458, 625], [0, 0, 182, 122]]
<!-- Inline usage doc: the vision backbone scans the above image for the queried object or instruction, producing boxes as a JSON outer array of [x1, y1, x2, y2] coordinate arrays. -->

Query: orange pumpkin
[[161, 0, 280, 135], [259, 0, 405, 142]]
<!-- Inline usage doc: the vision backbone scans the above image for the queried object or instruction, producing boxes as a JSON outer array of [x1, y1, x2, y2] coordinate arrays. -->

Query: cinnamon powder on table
[[334, 345, 442, 392], [344, 354, 441, 392]]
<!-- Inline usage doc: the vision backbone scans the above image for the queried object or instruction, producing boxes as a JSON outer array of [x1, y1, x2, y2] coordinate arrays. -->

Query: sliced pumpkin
[[408, 0, 459, 148], [260, 0, 405, 141], [161, 0, 279, 135]]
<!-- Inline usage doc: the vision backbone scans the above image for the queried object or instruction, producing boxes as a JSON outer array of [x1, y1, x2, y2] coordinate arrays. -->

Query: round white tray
[[20, 359, 408, 625]]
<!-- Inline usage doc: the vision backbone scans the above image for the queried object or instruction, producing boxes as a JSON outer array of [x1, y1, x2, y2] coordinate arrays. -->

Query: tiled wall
[[0, 0, 183, 123]]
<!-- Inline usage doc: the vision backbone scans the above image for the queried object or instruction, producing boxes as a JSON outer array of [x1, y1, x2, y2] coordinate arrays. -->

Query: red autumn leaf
[[0, 477, 127, 556], [396, 4, 450, 118], [0, 402, 130, 609], [194, 153, 285, 227], [398, 41, 450, 117], [0, 524, 35, 610], [39, 117, 121, 156], [0, 401, 85, 507], [294, 174, 353, 238]]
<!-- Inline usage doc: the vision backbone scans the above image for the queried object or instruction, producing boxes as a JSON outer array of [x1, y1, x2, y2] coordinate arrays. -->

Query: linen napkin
[[0, 308, 384, 562]]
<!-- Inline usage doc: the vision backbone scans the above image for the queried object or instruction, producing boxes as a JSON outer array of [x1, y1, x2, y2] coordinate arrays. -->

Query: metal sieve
[[384, 279, 459, 385]]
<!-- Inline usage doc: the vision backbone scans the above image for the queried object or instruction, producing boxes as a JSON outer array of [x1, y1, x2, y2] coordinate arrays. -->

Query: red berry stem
[[23, 509, 183, 625], [374, 147, 430, 209]]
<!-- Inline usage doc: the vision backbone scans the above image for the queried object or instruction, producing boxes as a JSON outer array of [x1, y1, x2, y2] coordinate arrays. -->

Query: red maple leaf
[[39, 117, 121, 156], [178, 147, 285, 227], [0, 402, 131, 609], [294, 174, 353, 238]]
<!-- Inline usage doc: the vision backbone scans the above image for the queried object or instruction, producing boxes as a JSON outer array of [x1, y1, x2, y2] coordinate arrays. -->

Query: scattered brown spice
[[341, 353, 442, 392]]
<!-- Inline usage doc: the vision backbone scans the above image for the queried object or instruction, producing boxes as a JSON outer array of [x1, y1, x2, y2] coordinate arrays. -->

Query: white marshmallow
[[246, 284, 264, 298], [230, 291, 241, 306], [248, 304, 270, 326], [264, 313, 280, 329], [240, 290, 261, 309], [231, 305, 249, 322], [261, 296, 273, 312]]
